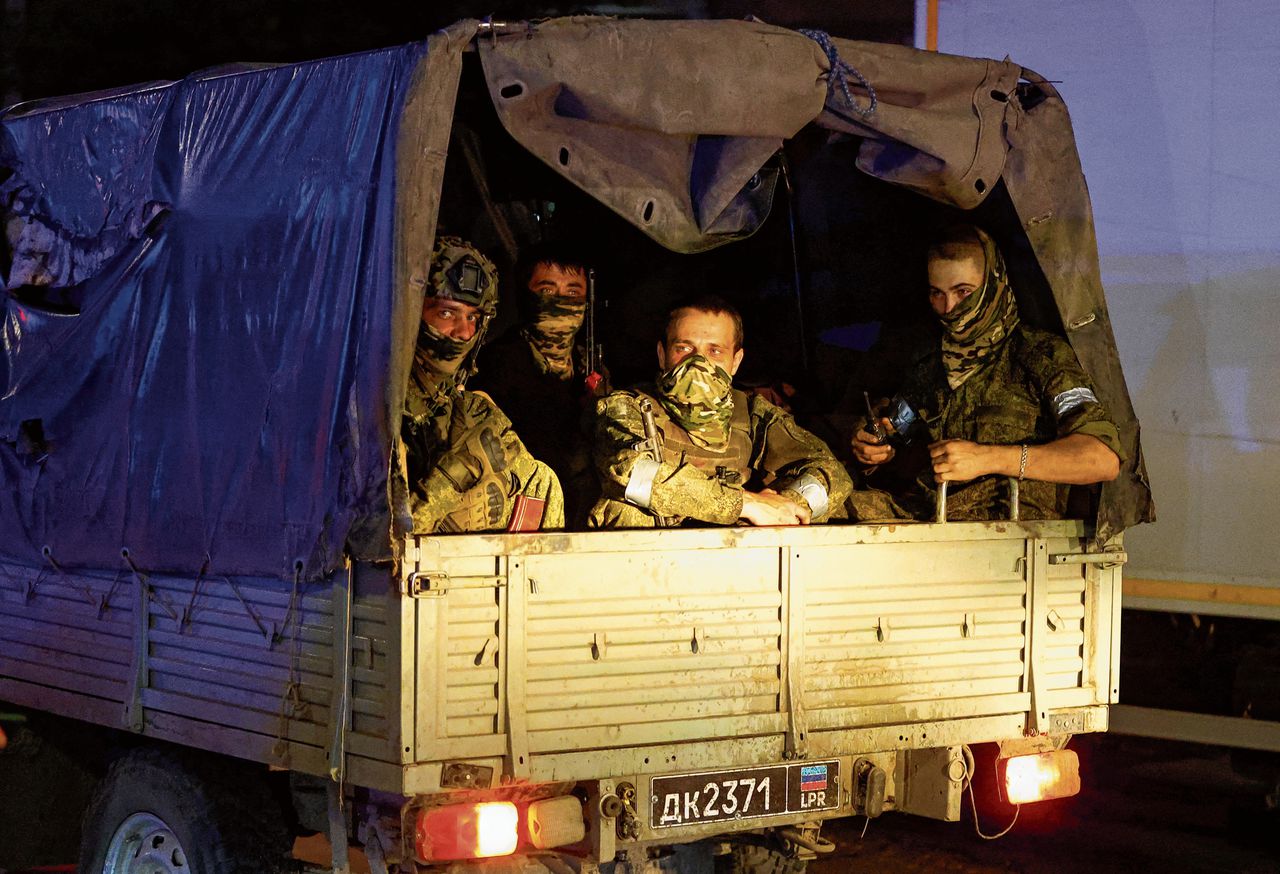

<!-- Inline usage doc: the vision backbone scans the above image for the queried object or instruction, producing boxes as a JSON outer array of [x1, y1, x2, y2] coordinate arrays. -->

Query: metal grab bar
[[935, 477, 1020, 524]]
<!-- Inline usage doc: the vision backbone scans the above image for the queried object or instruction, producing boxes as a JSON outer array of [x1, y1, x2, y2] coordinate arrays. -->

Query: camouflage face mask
[[655, 354, 735, 450], [938, 226, 1020, 390], [414, 319, 476, 379], [521, 293, 586, 380]]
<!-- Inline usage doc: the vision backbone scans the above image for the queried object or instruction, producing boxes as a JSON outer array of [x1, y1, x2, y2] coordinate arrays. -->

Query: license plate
[[649, 760, 840, 829]]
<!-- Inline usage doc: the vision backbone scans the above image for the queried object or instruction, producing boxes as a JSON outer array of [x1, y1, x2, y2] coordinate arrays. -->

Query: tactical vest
[[637, 388, 754, 487]]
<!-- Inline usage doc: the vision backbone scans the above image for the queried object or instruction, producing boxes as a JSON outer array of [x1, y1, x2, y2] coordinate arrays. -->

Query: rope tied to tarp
[[799, 28, 878, 119]]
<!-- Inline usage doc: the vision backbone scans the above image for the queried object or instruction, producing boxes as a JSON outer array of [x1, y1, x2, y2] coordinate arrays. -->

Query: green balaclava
[[413, 236, 500, 390], [520, 286, 587, 380], [936, 225, 1020, 390], [655, 354, 735, 450]]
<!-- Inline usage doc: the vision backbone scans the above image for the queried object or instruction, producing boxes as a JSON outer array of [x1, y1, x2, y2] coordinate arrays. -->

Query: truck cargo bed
[[1, 520, 1121, 810]]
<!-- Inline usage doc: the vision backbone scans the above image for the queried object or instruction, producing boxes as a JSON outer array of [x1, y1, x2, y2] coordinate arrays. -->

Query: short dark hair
[[516, 242, 590, 292], [661, 294, 745, 350], [927, 224, 986, 266]]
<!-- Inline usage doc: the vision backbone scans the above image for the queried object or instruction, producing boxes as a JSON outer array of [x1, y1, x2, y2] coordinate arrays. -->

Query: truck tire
[[79, 746, 291, 874], [719, 844, 808, 874]]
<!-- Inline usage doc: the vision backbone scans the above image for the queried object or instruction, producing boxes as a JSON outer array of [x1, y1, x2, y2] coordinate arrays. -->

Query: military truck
[[0, 16, 1152, 873]]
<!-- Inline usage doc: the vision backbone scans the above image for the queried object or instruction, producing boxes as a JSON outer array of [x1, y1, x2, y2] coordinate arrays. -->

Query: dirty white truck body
[[400, 521, 1120, 848], [1, 518, 1121, 867]]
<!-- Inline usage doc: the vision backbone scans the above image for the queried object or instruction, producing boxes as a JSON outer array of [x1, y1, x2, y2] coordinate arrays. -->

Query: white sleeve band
[[786, 474, 829, 518], [1053, 387, 1099, 421], [623, 458, 661, 509]]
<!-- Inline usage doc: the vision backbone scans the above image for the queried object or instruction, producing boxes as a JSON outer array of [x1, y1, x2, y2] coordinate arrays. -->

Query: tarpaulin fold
[[476, 17, 1153, 535], [477, 18, 827, 253]]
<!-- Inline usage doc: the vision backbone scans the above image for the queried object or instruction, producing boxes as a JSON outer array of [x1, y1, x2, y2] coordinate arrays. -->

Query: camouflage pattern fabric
[[420, 236, 500, 380], [469, 330, 600, 528], [939, 226, 1020, 390], [847, 324, 1123, 522], [590, 389, 852, 528], [403, 381, 565, 533], [520, 293, 586, 380], [414, 320, 471, 379], [653, 354, 735, 450], [402, 236, 564, 533], [427, 236, 500, 310]]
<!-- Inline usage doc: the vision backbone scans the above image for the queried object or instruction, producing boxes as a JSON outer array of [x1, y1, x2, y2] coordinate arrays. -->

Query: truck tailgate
[[403, 520, 1121, 784]]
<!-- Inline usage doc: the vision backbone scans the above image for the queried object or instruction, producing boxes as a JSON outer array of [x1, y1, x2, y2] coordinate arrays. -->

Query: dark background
[[0, 1, 913, 106]]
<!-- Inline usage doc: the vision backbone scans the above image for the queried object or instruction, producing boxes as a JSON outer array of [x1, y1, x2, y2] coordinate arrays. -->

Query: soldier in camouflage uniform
[[850, 224, 1122, 521], [470, 244, 605, 527], [402, 237, 564, 533], [590, 295, 851, 528]]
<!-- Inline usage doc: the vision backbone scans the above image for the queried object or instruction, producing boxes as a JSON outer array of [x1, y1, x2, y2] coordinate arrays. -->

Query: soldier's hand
[[852, 418, 896, 467], [741, 489, 811, 526], [929, 439, 992, 482]]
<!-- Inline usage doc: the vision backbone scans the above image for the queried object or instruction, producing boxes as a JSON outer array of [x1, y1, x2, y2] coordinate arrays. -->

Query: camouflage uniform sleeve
[[406, 395, 465, 533], [1026, 333, 1126, 462], [410, 471, 460, 534], [749, 396, 854, 521], [410, 393, 564, 533], [469, 392, 566, 530], [593, 392, 744, 525]]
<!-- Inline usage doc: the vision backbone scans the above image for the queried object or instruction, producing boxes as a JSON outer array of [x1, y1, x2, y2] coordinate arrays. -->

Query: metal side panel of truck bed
[[0, 518, 1121, 833], [398, 519, 1123, 831]]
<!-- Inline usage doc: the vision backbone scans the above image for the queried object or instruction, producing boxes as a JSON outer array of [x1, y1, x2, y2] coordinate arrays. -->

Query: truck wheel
[[719, 844, 808, 874], [79, 746, 291, 874]]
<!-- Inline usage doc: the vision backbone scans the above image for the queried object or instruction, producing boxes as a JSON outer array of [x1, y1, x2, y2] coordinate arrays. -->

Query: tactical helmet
[[427, 236, 499, 316], [419, 236, 500, 386]]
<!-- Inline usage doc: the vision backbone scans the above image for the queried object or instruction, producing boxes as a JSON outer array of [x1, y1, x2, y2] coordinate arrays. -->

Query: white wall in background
[[931, 0, 1280, 586]]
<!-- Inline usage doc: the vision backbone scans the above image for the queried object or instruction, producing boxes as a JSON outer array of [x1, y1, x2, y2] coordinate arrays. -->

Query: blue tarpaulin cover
[[0, 43, 429, 580]]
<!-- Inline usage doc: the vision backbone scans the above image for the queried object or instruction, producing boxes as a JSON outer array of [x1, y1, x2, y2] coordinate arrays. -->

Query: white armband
[[623, 458, 661, 509], [1053, 387, 1099, 421], [783, 473, 829, 518]]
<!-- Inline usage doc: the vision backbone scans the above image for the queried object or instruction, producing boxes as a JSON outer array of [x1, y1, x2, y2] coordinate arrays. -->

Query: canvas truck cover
[[0, 30, 468, 582], [0, 17, 1152, 585]]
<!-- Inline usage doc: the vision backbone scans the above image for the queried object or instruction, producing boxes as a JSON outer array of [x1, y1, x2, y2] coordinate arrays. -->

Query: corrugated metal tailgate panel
[[442, 569, 503, 739], [1042, 533, 1113, 707], [802, 538, 1030, 731], [522, 546, 784, 754], [412, 553, 508, 757]]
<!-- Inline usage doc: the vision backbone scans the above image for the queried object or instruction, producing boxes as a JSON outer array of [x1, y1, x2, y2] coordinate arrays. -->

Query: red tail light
[[415, 801, 519, 862], [1003, 749, 1081, 804]]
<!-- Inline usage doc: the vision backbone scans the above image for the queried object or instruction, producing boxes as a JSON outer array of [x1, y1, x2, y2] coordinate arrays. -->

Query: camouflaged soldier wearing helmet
[[403, 236, 566, 534], [426, 235, 500, 312], [414, 236, 500, 384]]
